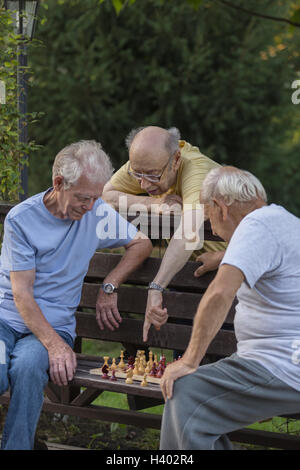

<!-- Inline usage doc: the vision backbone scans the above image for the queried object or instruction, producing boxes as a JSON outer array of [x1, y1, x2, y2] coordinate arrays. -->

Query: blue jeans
[[0, 319, 73, 450]]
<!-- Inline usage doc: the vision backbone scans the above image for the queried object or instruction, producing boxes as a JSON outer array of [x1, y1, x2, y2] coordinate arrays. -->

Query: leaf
[[290, 7, 300, 25], [112, 0, 124, 14]]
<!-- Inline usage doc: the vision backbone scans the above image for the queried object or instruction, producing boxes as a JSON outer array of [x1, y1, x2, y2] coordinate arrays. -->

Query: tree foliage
[[0, 6, 40, 202], [28, 0, 300, 215]]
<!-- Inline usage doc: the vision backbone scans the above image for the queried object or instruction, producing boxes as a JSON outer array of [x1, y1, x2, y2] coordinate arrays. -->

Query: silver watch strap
[[148, 282, 164, 292]]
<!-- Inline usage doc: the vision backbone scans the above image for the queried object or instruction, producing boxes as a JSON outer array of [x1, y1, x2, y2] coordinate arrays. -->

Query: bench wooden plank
[[80, 284, 236, 324], [75, 314, 237, 355], [87, 252, 216, 292]]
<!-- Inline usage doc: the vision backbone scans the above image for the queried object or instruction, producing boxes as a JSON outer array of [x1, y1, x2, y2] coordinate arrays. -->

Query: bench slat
[[87, 252, 216, 292], [75, 313, 237, 355], [80, 283, 236, 324]]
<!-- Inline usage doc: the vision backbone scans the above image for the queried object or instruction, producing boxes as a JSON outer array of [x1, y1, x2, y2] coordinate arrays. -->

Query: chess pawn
[[125, 368, 133, 384], [141, 373, 148, 387], [110, 358, 117, 371], [149, 364, 157, 377], [118, 350, 126, 370], [101, 364, 109, 379], [149, 351, 153, 367], [156, 365, 163, 378], [133, 358, 139, 375], [145, 361, 151, 374], [138, 359, 145, 375], [110, 369, 117, 381], [154, 354, 158, 366], [103, 356, 109, 368]]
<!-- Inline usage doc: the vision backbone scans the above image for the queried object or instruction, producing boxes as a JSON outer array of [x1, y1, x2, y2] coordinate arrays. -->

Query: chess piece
[[141, 373, 148, 387], [138, 359, 145, 375], [125, 368, 133, 384], [149, 364, 157, 377], [110, 369, 117, 381], [149, 351, 153, 367], [110, 358, 117, 371], [118, 350, 126, 370], [103, 356, 109, 368], [101, 364, 109, 379], [145, 361, 151, 374], [127, 356, 135, 369], [133, 358, 139, 375]]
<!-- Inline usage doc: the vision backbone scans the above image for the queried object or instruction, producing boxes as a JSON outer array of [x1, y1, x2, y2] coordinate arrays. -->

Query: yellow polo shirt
[[110, 140, 227, 254]]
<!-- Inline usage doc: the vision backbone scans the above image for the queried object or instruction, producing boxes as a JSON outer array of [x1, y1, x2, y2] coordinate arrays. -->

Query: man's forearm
[[102, 190, 155, 211], [183, 283, 234, 366], [104, 237, 153, 287], [153, 236, 194, 288]]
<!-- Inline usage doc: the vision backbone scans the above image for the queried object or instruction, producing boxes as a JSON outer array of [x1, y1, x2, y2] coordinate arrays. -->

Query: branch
[[217, 0, 300, 29]]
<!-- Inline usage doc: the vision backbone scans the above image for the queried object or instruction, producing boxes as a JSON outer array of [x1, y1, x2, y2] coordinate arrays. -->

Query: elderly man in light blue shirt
[[0, 140, 152, 450]]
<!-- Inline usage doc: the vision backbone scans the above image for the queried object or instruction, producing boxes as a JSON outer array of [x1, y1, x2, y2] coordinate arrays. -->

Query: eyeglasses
[[128, 155, 173, 183]]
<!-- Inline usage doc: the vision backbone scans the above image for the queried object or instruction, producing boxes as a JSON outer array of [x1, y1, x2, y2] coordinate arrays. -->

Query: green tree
[[28, 0, 300, 215], [0, 5, 40, 202]]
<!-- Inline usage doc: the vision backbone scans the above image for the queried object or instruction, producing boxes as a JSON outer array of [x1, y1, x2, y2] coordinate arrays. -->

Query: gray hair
[[52, 140, 114, 189], [125, 126, 181, 156], [201, 166, 267, 206]]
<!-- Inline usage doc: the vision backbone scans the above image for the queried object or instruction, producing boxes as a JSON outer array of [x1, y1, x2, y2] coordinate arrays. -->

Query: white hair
[[125, 126, 181, 156], [201, 166, 267, 206], [52, 140, 114, 189]]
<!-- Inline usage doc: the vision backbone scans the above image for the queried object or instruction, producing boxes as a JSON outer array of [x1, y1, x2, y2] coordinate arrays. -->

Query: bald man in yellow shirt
[[102, 126, 227, 341]]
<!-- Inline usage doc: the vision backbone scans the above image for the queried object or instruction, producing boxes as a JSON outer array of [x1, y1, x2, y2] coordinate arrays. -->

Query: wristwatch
[[101, 282, 118, 294], [148, 282, 165, 292]]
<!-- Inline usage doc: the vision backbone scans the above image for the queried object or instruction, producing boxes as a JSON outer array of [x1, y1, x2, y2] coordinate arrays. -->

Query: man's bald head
[[126, 126, 180, 169]]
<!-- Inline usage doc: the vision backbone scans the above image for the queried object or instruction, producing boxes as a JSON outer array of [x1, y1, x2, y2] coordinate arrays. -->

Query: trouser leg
[[160, 354, 300, 450], [1, 330, 73, 450]]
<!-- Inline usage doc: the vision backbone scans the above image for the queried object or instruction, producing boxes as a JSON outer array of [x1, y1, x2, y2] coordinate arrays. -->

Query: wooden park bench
[[0, 201, 300, 450]]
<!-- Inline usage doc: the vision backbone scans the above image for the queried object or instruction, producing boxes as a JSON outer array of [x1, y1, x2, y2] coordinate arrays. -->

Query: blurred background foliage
[[26, 0, 300, 215]]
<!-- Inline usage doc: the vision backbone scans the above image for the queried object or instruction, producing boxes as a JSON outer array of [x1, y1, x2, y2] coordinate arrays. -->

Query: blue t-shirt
[[221, 204, 300, 391], [0, 189, 138, 339]]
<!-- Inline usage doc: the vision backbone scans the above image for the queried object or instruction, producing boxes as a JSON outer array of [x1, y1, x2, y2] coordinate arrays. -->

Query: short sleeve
[[95, 201, 138, 249], [221, 217, 282, 288], [179, 153, 220, 212], [1, 216, 36, 271], [110, 162, 144, 195]]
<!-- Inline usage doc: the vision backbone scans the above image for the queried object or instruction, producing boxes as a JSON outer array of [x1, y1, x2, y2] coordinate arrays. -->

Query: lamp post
[[4, 1, 39, 201]]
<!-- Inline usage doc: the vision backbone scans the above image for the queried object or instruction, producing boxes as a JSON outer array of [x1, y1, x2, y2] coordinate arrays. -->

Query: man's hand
[[143, 290, 168, 342], [160, 358, 197, 401], [96, 290, 121, 331], [48, 339, 77, 386], [194, 251, 225, 277]]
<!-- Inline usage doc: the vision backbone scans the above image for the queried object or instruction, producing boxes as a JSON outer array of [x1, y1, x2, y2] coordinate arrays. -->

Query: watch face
[[103, 283, 114, 294]]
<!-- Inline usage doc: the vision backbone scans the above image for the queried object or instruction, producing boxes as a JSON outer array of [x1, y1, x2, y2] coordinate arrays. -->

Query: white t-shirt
[[221, 204, 300, 391]]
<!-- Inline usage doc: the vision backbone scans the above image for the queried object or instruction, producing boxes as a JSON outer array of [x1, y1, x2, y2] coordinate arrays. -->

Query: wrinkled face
[[56, 174, 104, 220], [129, 150, 179, 196]]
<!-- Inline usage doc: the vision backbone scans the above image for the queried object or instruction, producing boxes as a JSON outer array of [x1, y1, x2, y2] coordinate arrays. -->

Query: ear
[[173, 151, 181, 171], [213, 199, 228, 221], [53, 175, 64, 191]]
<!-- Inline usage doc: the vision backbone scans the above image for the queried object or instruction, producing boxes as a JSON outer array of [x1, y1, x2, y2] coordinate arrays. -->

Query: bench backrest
[[0, 202, 237, 357]]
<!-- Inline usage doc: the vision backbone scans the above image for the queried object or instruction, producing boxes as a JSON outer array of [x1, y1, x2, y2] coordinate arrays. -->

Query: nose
[[83, 199, 95, 212], [140, 177, 153, 191]]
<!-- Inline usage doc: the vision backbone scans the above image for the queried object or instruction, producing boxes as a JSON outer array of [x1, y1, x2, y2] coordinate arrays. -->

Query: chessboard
[[89, 350, 167, 387]]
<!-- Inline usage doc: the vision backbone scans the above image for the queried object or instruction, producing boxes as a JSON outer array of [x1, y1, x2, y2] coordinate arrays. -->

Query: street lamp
[[4, 1, 39, 201]]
